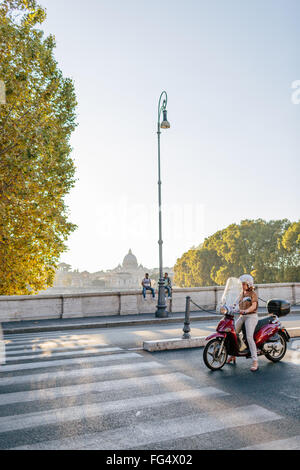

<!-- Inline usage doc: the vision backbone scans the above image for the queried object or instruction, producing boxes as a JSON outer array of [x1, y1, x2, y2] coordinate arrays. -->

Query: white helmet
[[239, 274, 254, 288]]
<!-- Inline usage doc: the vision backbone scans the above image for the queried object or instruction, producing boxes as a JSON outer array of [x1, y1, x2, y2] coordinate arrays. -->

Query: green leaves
[[281, 222, 300, 252], [0, 0, 77, 295], [174, 219, 300, 287]]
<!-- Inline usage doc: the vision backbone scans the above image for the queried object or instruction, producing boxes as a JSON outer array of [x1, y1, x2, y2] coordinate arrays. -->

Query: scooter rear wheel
[[264, 331, 287, 362], [203, 338, 228, 371]]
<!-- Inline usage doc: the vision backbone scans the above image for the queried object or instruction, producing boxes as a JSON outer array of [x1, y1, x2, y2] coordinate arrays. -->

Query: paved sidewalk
[[2, 310, 219, 334], [2, 307, 300, 335]]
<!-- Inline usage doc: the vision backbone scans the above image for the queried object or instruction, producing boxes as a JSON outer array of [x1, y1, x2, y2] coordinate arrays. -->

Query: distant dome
[[122, 249, 138, 270]]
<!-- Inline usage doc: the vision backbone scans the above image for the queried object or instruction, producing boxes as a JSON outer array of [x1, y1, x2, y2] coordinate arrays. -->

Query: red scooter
[[203, 278, 290, 371]]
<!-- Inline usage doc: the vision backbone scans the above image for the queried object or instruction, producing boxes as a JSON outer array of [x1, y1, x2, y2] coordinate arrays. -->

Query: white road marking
[[4, 334, 107, 345], [4, 329, 109, 341], [285, 350, 300, 366], [0, 352, 141, 372], [0, 372, 201, 406], [0, 361, 165, 387], [239, 435, 300, 450], [4, 347, 121, 361], [10, 405, 282, 450], [0, 388, 229, 433], [5, 339, 109, 351], [291, 340, 300, 350]]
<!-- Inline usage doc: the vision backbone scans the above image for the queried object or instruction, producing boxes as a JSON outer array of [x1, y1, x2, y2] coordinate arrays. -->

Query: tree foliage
[[174, 219, 300, 287], [0, 0, 77, 294]]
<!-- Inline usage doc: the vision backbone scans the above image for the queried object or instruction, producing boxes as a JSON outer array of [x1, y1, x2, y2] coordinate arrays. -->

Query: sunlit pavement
[[4, 313, 299, 350], [0, 317, 299, 450]]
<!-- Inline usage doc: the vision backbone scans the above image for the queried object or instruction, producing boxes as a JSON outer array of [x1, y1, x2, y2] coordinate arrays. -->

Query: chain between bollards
[[182, 296, 191, 339], [182, 294, 299, 341]]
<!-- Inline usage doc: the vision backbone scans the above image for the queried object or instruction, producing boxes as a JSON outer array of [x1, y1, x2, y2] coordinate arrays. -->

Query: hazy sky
[[40, 0, 300, 272]]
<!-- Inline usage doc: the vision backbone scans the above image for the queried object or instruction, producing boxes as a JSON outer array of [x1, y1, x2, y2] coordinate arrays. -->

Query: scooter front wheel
[[203, 338, 228, 371]]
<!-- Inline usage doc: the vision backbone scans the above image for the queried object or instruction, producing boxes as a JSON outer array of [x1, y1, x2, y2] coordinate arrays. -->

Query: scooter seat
[[241, 316, 272, 338], [254, 316, 273, 334]]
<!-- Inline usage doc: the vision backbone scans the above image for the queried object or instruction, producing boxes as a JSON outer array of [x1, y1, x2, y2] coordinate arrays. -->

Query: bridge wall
[[0, 283, 299, 322]]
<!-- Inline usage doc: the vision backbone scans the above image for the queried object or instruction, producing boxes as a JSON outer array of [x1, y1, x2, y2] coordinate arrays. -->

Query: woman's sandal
[[250, 361, 259, 372], [226, 356, 236, 365]]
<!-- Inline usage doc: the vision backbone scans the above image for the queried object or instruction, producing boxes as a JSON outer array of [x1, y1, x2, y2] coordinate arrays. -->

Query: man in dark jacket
[[164, 272, 172, 299]]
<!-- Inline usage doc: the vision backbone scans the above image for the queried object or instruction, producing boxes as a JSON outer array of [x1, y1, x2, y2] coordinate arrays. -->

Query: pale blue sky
[[40, 0, 300, 272]]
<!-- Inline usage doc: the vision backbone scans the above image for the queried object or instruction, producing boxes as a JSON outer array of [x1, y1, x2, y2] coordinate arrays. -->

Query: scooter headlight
[[220, 306, 228, 315]]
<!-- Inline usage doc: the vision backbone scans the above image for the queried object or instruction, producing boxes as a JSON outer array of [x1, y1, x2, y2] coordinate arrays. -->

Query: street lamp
[[155, 91, 170, 318]]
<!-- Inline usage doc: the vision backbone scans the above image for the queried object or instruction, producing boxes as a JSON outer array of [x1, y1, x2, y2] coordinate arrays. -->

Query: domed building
[[100, 249, 152, 289], [122, 249, 138, 271], [52, 249, 173, 292]]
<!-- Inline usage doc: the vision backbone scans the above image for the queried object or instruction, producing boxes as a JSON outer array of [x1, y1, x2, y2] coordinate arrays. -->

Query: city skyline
[[40, 0, 300, 272], [57, 248, 175, 273]]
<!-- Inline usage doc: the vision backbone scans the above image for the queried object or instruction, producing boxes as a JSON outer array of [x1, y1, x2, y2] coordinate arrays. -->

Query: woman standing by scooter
[[227, 274, 259, 371]]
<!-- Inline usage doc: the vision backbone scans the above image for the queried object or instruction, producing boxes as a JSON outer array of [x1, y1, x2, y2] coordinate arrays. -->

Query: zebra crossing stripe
[[5, 338, 108, 351], [285, 350, 300, 366], [5, 342, 113, 356], [4, 334, 107, 346], [0, 388, 229, 433], [239, 435, 300, 450], [10, 404, 282, 450], [0, 352, 141, 372], [4, 330, 105, 342], [4, 332, 88, 342], [0, 361, 165, 387], [5, 347, 122, 361], [0, 372, 199, 406], [5, 329, 101, 337]]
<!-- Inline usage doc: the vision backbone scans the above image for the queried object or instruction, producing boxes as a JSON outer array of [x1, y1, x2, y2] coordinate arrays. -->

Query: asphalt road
[[0, 316, 299, 451], [4, 313, 295, 350], [141, 338, 300, 450]]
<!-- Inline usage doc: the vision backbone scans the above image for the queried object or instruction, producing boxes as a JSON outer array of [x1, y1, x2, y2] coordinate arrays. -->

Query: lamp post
[[155, 91, 170, 318]]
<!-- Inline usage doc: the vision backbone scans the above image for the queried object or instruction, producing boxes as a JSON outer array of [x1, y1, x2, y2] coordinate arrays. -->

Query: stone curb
[[2, 314, 225, 335], [143, 327, 300, 352]]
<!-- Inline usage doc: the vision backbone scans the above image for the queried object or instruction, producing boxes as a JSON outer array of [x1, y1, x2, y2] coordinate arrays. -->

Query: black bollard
[[182, 296, 191, 339]]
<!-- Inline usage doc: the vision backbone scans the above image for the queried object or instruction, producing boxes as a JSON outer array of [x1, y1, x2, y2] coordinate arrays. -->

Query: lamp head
[[161, 109, 170, 129]]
